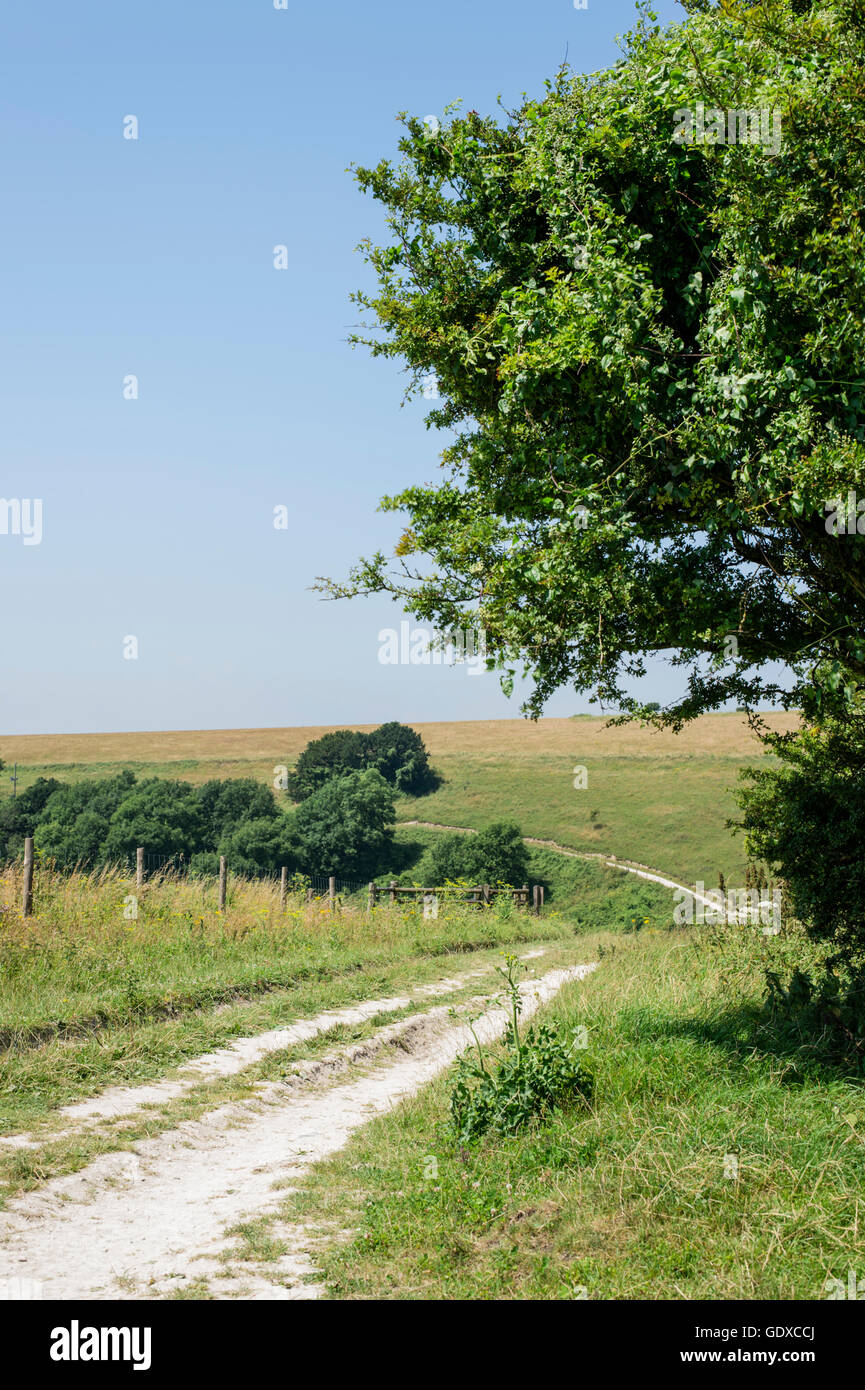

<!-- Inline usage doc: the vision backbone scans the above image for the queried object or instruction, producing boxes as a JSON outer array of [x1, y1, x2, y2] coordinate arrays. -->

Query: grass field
[[5, 711, 836, 1303], [0, 711, 797, 885], [0, 856, 627, 1222], [262, 922, 865, 1301]]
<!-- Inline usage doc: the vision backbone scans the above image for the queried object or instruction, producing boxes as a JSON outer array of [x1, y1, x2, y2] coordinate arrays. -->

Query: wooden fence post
[[539, 885, 545, 912], [483, 883, 491, 906], [532, 884, 540, 916], [218, 856, 227, 912], [280, 866, 287, 911], [368, 882, 376, 913], [329, 875, 336, 913], [306, 887, 313, 905], [521, 883, 529, 910], [389, 880, 397, 905], [22, 836, 34, 917], [136, 847, 144, 890]]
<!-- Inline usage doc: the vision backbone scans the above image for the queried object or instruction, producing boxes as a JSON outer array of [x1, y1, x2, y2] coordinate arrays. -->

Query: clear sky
[[0, 0, 726, 737]]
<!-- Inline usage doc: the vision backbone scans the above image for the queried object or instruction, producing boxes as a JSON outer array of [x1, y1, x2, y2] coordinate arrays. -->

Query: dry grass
[[1, 712, 798, 774], [0, 861, 571, 1042]]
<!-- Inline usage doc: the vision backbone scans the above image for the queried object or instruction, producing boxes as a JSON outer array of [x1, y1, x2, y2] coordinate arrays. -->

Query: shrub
[[32, 773, 137, 868], [425, 832, 474, 884], [13, 773, 293, 878], [735, 714, 865, 962], [217, 816, 298, 878], [196, 779, 280, 843], [464, 822, 530, 886], [103, 779, 204, 863], [735, 711, 865, 1055], [425, 821, 530, 887], [450, 955, 592, 1142], [0, 777, 64, 860]]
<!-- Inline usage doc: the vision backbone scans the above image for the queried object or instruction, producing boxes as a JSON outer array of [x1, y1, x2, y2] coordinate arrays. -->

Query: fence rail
[[7, 843, 545, 918], [368, 881, 542, 913]]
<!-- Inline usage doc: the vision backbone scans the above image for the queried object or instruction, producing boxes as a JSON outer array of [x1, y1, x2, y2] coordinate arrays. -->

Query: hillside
[[1, 712, 797, 885]]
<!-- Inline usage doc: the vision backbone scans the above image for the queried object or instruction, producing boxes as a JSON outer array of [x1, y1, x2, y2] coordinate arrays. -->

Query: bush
[[424, 832, 474, 884], [735, 711, 865, 1056], [7, 762, 400, 884], [0, 777, 64, 860], [196, 779, 280, 843], [450, 956, 593, 1142], [103, 779, 204, 863], [217, 816, 297, 878], [735, 714, 865, 962], [14, 772, 295, 878], [287, 722, 438, 801], [424, 821, 530, 887], [32, 773, 137, 868], [465, 822, 530, 886]]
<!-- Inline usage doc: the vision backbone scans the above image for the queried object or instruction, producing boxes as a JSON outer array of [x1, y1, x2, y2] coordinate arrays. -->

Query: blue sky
[[0, 0, 714, 737]]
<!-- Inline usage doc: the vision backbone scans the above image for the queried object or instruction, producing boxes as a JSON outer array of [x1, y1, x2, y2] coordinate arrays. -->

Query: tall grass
[[0, 863, 571, 1044]]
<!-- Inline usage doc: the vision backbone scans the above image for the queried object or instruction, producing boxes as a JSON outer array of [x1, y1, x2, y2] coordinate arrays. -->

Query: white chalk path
[[0, 955, 547, 1153], [0, 963, 595, 1301]]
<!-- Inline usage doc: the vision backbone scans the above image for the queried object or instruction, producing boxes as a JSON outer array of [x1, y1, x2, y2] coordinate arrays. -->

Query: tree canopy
[[324, 0, 865, 727], [288, 722, 438, 800], [292, 769, 397, 878], [425, 821, 531, 886], [12, 770, 398, 881]]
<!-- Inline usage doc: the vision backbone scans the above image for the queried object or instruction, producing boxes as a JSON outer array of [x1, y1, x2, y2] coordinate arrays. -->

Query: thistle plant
[[450, 954, 592, 1143]]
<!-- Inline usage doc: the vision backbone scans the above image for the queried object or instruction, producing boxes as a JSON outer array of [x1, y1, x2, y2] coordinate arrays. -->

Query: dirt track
[[0, 959, 594, 1300]]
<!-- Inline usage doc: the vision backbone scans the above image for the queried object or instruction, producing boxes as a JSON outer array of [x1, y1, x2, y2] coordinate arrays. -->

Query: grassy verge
[[272, 924, 865, 1300], [0, 862, 576, 1044], [1, 857, 610, 1136]]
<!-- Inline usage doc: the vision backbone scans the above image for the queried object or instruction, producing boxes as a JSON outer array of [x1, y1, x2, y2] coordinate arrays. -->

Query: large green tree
[[103, 780, 204, 863], [324, 0, 865, 726], [292, 770, 396, 878], [288, 723, 437, 800]]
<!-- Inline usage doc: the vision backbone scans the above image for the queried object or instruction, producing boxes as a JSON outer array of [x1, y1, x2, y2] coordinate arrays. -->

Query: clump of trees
[[0, 723, 439, 883], [287, 721, 439, 800], [0, 771, 394, 881]]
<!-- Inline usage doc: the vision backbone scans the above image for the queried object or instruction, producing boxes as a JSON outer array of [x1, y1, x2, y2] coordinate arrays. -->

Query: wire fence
[[307, 873, 366, 897], [7, 839, 543, 917]]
